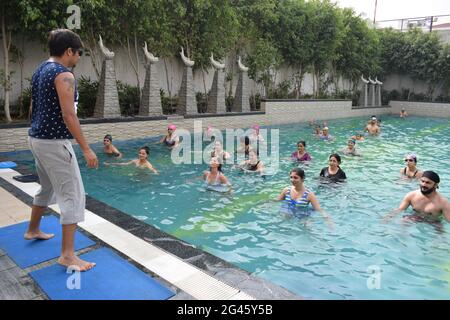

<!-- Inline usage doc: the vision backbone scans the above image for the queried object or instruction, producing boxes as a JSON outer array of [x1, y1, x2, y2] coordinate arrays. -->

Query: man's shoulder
[[407, 189, 421, 199], [437, 192, 450, 205]]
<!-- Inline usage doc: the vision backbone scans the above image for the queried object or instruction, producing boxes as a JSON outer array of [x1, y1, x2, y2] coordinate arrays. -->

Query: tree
[[163, 0, 240, 103], [77, 0, 117, 79], [308, 0, 341, 98], [334, 8, 380, 94], [271, 0, 313, 98], [1, 1, 21, 122], [246, 38, 282, 97]]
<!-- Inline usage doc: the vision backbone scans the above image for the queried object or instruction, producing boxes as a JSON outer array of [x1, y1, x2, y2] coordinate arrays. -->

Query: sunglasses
[[71, 48, 83, 56]]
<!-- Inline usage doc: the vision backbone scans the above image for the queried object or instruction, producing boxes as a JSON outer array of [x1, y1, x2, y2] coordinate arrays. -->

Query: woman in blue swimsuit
[[278, 168, 333, 227]]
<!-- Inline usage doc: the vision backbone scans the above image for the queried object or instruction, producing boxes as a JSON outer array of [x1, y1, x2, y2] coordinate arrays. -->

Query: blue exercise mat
[[0, 215, 95, 268], [29, 248, 175, 300], [0, 161, 17, 168]]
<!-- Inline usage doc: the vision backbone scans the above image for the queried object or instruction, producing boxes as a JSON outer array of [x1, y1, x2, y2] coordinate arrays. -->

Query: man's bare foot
[[57, 255, 96, 272], [24, 231, 55, 240]]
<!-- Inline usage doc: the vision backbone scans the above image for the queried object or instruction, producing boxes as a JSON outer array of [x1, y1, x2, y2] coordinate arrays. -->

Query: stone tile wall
[[8, 99, 448, 153]]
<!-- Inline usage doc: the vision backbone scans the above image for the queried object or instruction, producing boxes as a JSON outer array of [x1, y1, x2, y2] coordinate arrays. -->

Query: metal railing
[[375, 14, 450, 32]]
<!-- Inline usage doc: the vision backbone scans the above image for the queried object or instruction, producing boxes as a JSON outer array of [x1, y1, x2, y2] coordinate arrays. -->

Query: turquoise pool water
[[7, 115, 450, 299]]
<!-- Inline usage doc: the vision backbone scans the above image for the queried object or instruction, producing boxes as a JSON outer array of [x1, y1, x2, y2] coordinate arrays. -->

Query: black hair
[[209, 157, 223, 172], [140, 146, 150, 156], [48, 29, 83, 57], [297, 140, 306, 147], [329, 153, 342, 164], [104, 134, 112, 142], [290, 168, 305, 180]]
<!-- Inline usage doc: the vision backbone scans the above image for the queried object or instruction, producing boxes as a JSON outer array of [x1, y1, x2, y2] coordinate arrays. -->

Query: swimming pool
[[7, 115, 450, 299]]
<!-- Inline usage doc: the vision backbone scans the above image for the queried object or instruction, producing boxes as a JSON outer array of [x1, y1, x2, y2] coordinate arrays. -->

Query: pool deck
[[0, 164, 300, 300]]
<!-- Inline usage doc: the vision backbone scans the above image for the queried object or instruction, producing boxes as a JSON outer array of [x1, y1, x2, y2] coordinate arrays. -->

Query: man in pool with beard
[[385, 171, 450, 223]]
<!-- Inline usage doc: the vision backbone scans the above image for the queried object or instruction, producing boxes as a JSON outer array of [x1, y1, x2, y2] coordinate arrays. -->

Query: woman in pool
[[319, 127, 334, 141], [159, 124, 179, 148], [351, 132, 365, 142], [103, 134, 122, 158], [278, 168, 333, 225], [320, 153, 347, 182], [105, 146, 158, 174], [291, 141, 312, 162], [203, 156, 231, 191], [342, 139, 361, 156], [211, 140, 231, 162], [400, 153, 423, 179], [236, 136, 252, 159], [237, 150, 264, 174], [400, 109, 408, 118]]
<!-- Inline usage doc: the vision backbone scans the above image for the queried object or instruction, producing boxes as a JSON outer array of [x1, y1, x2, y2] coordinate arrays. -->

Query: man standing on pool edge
[[25, 29, 98, 271], [385, 171, 450, 223]]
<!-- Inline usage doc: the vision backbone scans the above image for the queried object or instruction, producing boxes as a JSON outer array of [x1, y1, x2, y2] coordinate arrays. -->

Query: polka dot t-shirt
[[28, 61, 78, 139]]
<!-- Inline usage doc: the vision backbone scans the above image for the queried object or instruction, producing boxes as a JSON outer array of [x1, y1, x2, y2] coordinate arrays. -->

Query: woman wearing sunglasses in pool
[[400, 153, 423, 179], [158, 124, 179, 149], [102, 134, 122, 158]]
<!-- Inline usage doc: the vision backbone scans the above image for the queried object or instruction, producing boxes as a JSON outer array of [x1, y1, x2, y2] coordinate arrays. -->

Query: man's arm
[[383, 192, 413, 222], [55, 72, 98, 168], [441, 198, 450, 223]]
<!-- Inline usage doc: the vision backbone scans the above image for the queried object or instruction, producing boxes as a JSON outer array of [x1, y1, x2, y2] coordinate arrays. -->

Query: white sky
[[334, 0, 450, 21]]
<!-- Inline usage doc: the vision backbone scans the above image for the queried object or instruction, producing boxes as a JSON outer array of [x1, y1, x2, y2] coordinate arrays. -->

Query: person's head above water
[[290, 167, 305, 183], [209, 156, 223, 172], [297, 140, 306, 149], [322, 127, 329, 134], [139, 146, 150, 158], [347, 139, 356, 146], [329, 153, 342, 166], [405, 153, 417, 164], [168, 124, 176, 131], [420, 171, 440, 195], [103, 134, 112, 143]]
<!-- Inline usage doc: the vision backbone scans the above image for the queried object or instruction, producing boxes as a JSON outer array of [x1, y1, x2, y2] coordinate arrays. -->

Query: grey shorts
[[28, 136, 85, 224]]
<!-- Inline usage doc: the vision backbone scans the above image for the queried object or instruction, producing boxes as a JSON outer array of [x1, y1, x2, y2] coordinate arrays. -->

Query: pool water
[[8, 115, 450, 299]]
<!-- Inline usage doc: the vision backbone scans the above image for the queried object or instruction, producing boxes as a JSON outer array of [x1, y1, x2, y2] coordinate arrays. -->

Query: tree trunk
[[133, 33, 141, 97], [1, 14, 12, 122], [163, 58, 172, 99], [202, 67, 208, 113], [126, 35, 140, 92], [18, 35, 25, 117], [87, 28, 101, 79], [312, 65, 316, 98]]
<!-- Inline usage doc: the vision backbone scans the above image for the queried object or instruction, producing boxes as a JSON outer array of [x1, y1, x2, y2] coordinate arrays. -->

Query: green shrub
[[196, 91, 207, 113], [434, 95, 450, 102], [268, 80, 291, 99], [160, 89, 178, 114], [17, 87, 32, 119], [77, 76, 98, 118], [249, 93, 261, 110], [116, 81, 140, 116], [225, 95, 234, 112]]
